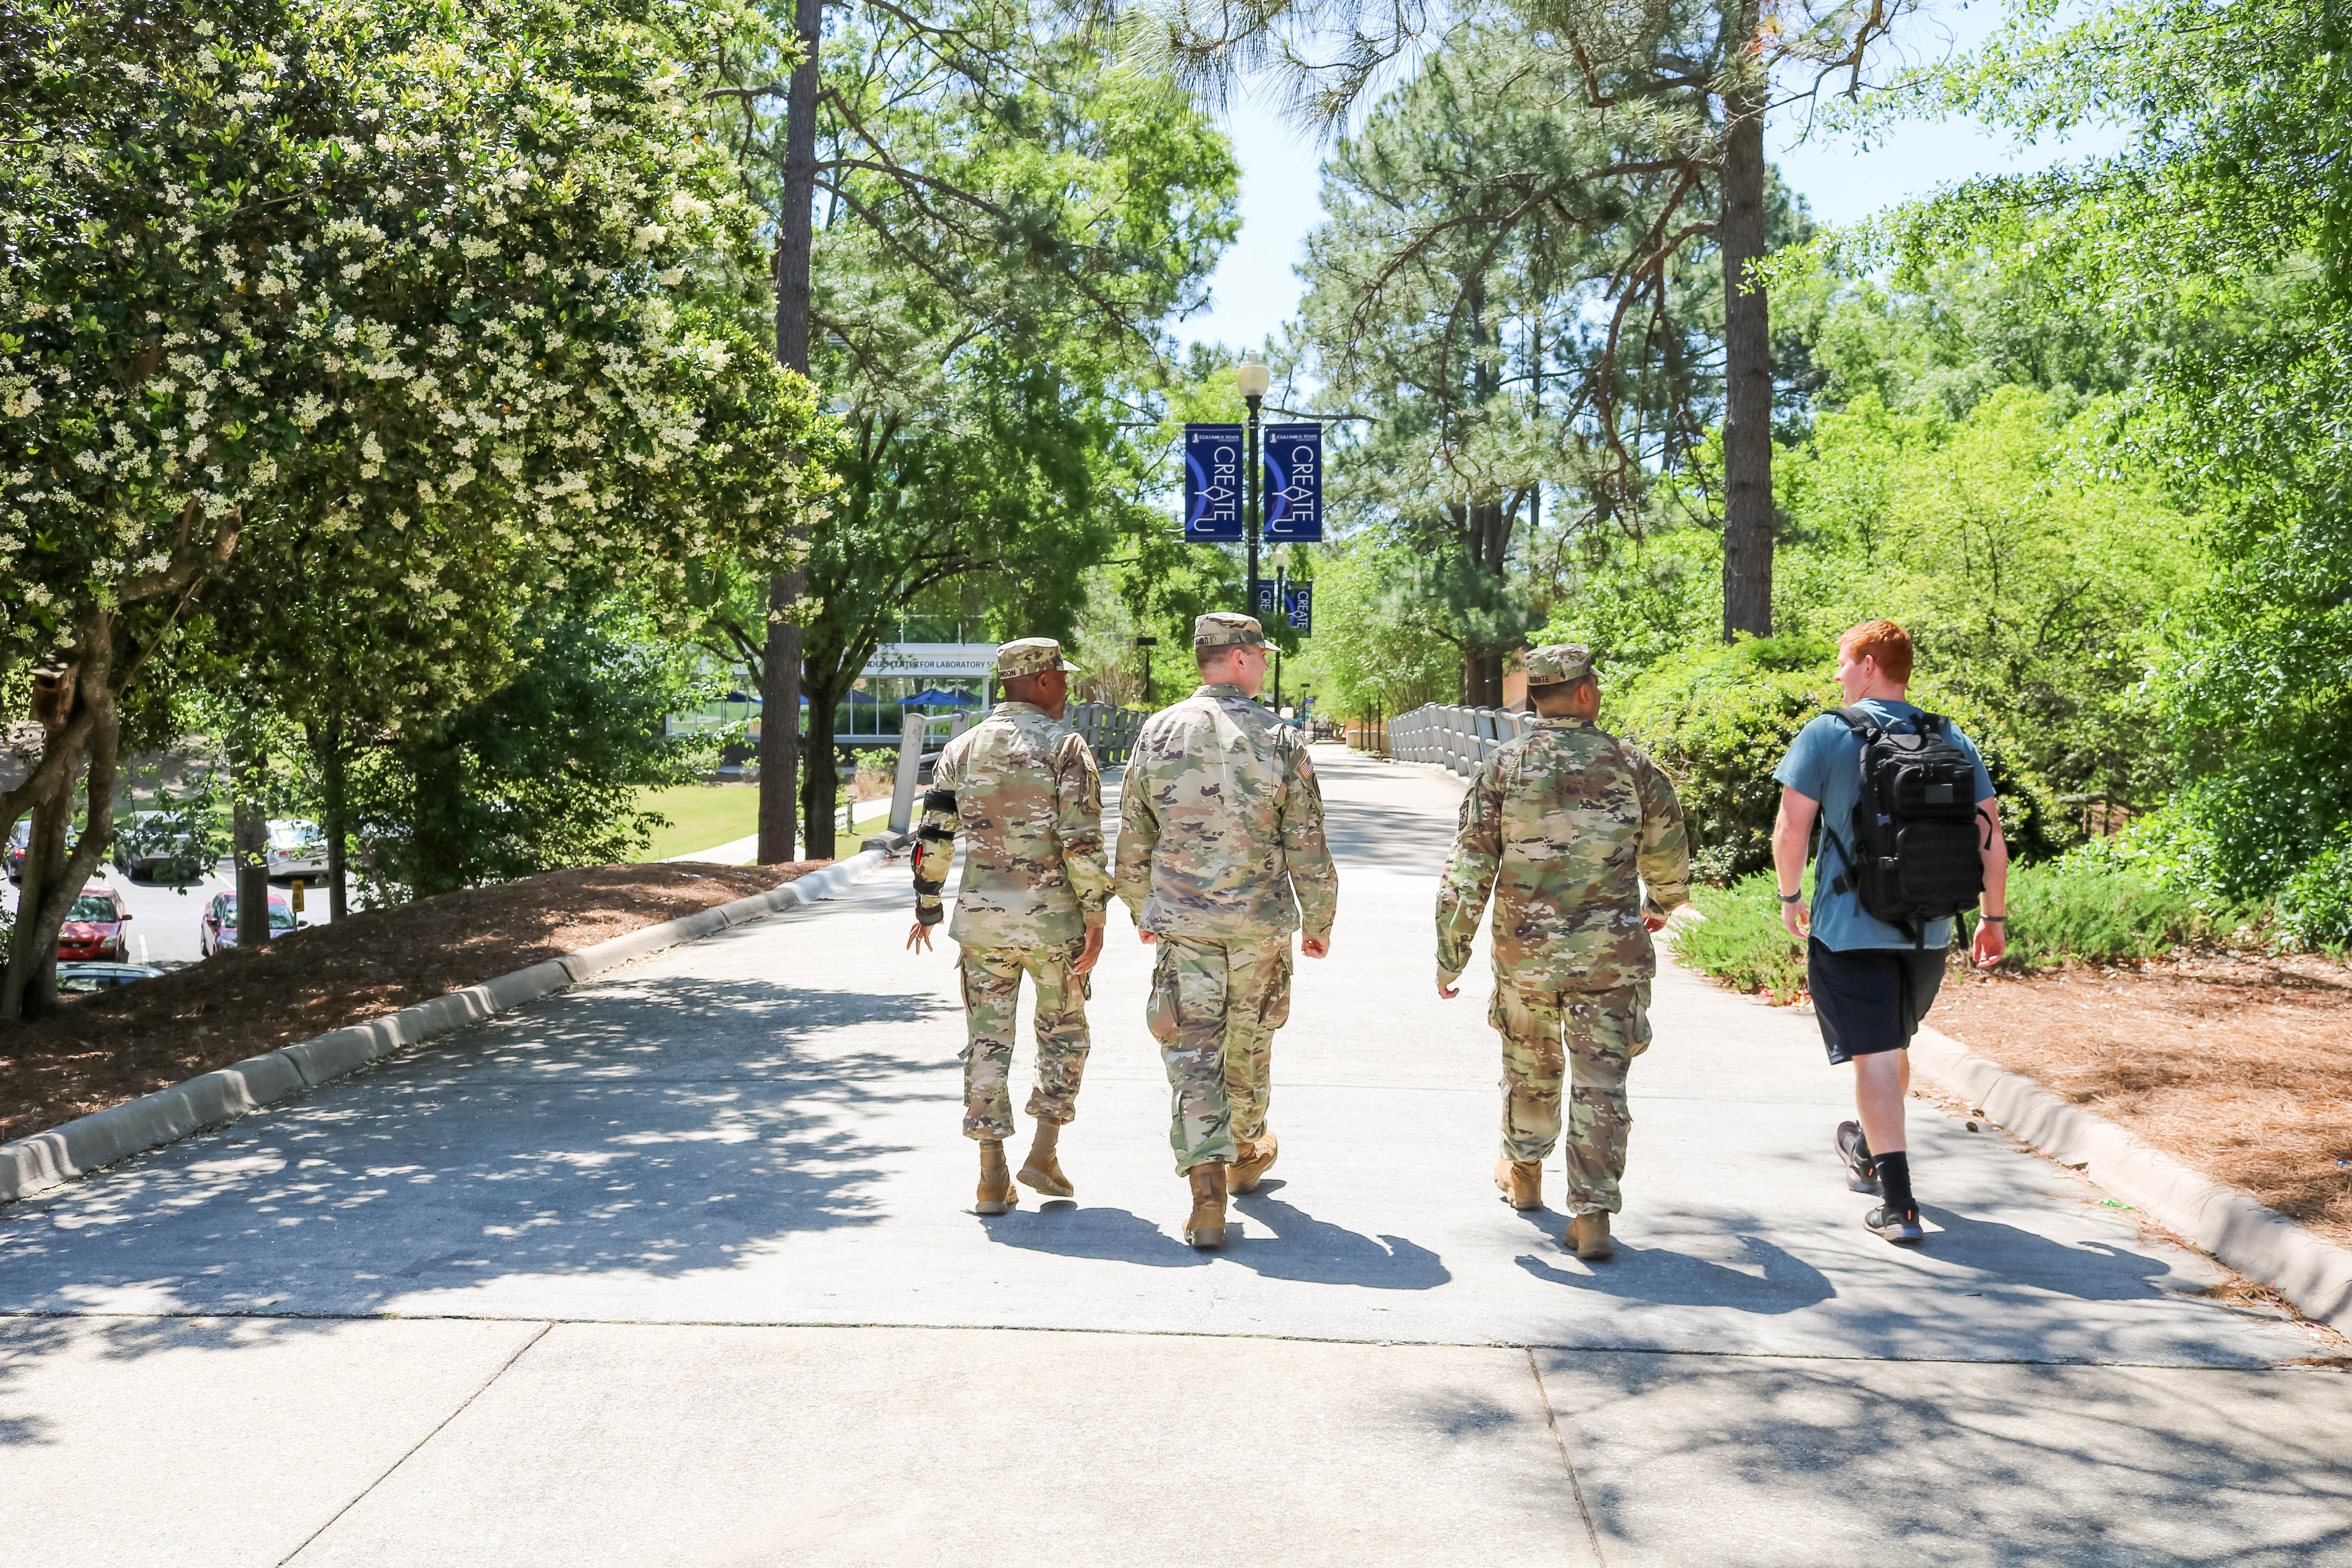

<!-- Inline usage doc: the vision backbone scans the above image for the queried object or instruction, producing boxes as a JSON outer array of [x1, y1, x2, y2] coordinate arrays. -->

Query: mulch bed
[[1929, 951, 2352, 1250], [0, 860, 825, 1146]]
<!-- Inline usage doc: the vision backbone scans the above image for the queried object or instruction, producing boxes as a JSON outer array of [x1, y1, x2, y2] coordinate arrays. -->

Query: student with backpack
[[1770, 621, 2010, 1244]]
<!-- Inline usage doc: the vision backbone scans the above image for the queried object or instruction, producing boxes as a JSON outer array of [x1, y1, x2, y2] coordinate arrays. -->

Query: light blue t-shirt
[[1773, 699, 1996, 951]]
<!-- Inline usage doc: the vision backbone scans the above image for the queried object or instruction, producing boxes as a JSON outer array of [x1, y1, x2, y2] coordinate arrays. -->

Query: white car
[[264, 818, 329, 879]]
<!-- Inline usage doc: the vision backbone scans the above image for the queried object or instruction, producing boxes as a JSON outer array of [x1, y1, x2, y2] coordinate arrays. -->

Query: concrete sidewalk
[[4, 749, 2347, 1565]]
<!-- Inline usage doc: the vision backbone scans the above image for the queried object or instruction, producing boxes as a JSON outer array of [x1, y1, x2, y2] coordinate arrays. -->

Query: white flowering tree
[[0, 0, 834, 1018]]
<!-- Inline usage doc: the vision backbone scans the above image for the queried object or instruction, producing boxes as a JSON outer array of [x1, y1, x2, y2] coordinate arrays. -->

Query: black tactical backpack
[[1820, 706, 1987, 947]]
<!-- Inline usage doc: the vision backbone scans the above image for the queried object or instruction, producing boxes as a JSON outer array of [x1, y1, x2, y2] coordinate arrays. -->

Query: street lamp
[[1236, 352, 1270, 619]]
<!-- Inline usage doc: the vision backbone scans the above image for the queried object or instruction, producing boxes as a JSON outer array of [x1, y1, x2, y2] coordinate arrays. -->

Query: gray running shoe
[[1865, 1205, 1925, 1245], [1836, 1120, 1882, 1195]]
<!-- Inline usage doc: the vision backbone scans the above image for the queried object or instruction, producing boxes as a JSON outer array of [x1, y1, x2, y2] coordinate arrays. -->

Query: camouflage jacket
[[1436, 716, 1691, 991], [913, 702, 1112, 947], [1114, 684, 1338, 943]]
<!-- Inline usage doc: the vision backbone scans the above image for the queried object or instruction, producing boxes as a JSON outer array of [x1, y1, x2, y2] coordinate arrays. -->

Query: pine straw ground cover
[[0, 860, 825, 1145], [1930, 955, 2352, 1250]]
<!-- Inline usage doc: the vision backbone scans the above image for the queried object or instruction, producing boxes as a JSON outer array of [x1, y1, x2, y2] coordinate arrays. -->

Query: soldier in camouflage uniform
[[907, 637, 1112, 1216], [1115, 612, 1339, 1250], [1435, 643, 1690, 1261]]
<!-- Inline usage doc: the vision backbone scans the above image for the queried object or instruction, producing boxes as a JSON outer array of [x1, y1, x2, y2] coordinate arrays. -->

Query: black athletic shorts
[[1807, 939, 1947, 1066]]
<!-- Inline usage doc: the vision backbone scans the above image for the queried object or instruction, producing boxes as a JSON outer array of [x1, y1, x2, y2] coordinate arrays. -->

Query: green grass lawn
[[635, 785, 763, 862], [635, 787, 897, 862]]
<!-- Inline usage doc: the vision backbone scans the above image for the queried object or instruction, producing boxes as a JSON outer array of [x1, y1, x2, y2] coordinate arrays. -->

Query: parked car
[[6, 819, 82, 884], [199, 890, 296, 957], [113, 811, 209, 884], [55, 961, 165, 994], [57, 884, 133, 963], [265, 818, 328, 879]]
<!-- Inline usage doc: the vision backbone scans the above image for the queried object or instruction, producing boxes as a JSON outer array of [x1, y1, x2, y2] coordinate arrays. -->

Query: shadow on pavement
[[0, 977, 954, 1325], [980, 1183, 1453, 1289], [1547, 1349, 2352, 1566], [1513, 1230, 1836, 1314]]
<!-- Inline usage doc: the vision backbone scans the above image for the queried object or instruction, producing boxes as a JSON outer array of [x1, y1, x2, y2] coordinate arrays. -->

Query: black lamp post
[[1236, 352, 1270, 617], [1134, 634, 1158, 708]]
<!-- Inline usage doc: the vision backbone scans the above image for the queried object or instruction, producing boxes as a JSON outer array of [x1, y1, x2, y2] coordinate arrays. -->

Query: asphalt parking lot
[[1, 859, 341, 970]]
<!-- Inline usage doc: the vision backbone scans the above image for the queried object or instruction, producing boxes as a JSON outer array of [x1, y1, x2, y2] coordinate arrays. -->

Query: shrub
[[2278, 831, 2352, 951], [1668, 850, 2268, 1000], [1611, 634, 2064, 884], [1670, 873, 1810, 1002], [1609, 635, 1837, 883], [1999, 856, 2264, 969]]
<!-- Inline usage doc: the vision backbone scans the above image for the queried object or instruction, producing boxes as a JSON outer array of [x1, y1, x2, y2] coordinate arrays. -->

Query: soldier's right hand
[[1437, 976, 1459, 999], [906, 921, 935, 954]]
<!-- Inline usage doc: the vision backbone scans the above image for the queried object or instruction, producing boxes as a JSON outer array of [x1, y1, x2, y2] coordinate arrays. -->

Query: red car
[[199, 890, 295, 957], [57, 884, 132, 963]]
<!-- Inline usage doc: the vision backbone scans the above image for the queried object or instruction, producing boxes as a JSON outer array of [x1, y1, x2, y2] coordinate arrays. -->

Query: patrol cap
[[1194, 612, 1268, 649], [996, 637, 1080, 678], [1523, 643, 1595, 686]]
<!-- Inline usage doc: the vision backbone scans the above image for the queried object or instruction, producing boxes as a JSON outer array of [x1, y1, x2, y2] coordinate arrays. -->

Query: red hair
[[1839, 620, 1914, 684]]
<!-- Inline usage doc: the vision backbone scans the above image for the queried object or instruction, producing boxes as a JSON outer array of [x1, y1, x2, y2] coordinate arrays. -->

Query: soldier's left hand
[[1301, 936, 1329, 959], [1073, 922, 1105, 976], [905, 921, 934, 954], [1644, 913, 1669, 932], [1437, 977, 1459, 999]]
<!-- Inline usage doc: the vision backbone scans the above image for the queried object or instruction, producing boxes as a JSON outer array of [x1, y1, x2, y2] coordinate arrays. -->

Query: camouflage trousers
[[1145, 934, 1292, 1173], [1491, 978, 1652, 1215], [958, 937, 1092, 1141]]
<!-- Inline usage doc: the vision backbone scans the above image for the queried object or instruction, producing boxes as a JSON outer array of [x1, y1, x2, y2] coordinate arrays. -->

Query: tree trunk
[[757, 0, 822, 866], [799, 682, 845, 860], [3, 773, 69, 1024], [233, 746, 270, 949], [406, 730, 467, 899], [2, 627, 120, 1023], [1719, 10, 1774, 642]]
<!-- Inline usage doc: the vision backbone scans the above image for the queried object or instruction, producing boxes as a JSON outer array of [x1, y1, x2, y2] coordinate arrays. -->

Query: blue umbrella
[[906, 687, 979, 706]]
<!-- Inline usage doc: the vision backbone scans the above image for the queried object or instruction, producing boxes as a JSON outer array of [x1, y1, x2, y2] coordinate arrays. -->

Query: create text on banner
[[1263, 423, 1323, 542], [1183, 424, 1245, 542]]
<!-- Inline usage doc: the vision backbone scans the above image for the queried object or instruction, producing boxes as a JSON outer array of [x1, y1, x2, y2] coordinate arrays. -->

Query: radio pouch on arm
[[1819, 706, 1985, 948]]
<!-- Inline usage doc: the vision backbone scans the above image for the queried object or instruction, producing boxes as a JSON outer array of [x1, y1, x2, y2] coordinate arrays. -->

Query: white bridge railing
[[1387, 704, 1534, 778]]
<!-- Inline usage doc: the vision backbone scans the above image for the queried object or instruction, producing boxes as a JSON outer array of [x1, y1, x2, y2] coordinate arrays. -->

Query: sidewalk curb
[[0, 850, 890, 1205], [1910, 1023, 2352, 1333]]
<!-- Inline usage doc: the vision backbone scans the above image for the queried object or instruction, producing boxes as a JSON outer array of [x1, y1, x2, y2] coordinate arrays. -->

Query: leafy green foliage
[[1670, 875, 1808, 1003], [354, 603, 722, 899], [1604, 631, 2062, 884], [1997, 856, 2262, 970], [1852, 0, 2352, 923], [1672, 853, 2258, 1000], [1772, 385, 2201, 806], [1607, 635, 1835, 883]]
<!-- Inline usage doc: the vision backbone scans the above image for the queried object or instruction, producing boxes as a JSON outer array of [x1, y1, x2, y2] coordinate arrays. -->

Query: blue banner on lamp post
[[1183, 424, 1245, 542], [1285, 580, 1313, 633], [1262, 423, 1323, 542]]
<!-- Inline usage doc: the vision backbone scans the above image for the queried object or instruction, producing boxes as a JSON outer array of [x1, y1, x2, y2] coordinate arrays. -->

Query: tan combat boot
[[1495, 1158, 1542, 1211], [1183, 1162, 1230, 1250], [1017, 1120, 1074, 1198], [975, 1139, 1017, 1216], [1230, 1130, 1280, 1194], [1567, 1211, 1613, 1261]]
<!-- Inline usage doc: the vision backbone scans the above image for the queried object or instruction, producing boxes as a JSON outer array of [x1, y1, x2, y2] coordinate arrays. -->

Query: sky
[[1175, 2, 2129, 356]]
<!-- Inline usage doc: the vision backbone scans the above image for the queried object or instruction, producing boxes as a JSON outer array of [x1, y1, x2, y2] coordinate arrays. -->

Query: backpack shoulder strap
[[1831, 705, 1880, 740]]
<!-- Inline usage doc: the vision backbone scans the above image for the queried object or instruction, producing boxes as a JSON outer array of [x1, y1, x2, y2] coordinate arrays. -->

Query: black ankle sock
[[1874, 1151, 1915, 1215]]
